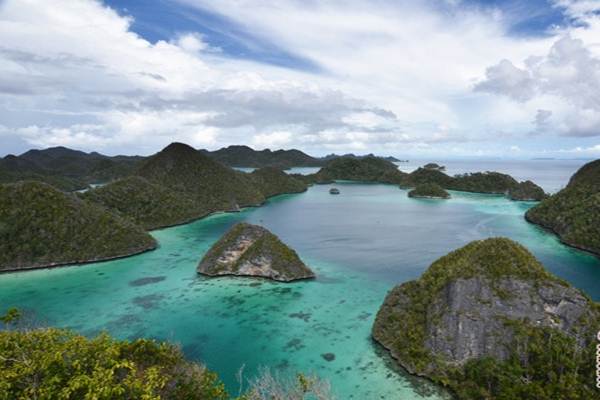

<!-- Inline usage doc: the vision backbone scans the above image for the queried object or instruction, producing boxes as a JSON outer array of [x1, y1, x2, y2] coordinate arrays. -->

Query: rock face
[[526, 159, 600, 256], [372, 238, 600, 399], [408, 183, 450, 199], [0, 181, 156, 271], [197, 223, 314, 282]]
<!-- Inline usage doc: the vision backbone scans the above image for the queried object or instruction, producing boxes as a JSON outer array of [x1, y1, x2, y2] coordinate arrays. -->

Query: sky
[[1, 0, 600, 158]]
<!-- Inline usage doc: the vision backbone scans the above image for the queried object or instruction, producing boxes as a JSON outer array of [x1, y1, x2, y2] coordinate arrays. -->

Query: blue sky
[[1, 0, 599, 158]]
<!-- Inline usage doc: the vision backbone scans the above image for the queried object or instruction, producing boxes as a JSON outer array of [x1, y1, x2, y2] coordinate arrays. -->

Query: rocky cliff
[[372, 238, 600, 399], [198, 223, 314, 282]]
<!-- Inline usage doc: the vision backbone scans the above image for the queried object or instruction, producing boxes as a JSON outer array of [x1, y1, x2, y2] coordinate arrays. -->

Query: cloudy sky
[[1, 0, 600, 158]]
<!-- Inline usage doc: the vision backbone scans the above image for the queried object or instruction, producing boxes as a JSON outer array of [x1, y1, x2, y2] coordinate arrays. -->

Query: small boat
[[329, 188, 340, 195]]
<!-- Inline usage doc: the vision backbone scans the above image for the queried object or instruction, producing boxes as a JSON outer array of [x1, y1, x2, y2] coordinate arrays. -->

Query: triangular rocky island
[[197, 223, 315, 282]]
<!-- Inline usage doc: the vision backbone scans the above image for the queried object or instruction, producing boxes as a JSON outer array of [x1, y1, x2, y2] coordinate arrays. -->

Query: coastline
[[0, 188, 308, 274], [524, 213, 600, 259], [0, 241, 158, 274]]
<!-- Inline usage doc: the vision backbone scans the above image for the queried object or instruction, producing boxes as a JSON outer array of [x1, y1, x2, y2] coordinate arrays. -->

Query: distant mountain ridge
[[0, 146, 143, 190], [201, 145, 322, 169], [1, 145, 407, 190]]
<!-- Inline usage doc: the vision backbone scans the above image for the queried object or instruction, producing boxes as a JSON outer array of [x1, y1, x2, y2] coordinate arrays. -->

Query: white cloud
[[0, 0, 599, 156]]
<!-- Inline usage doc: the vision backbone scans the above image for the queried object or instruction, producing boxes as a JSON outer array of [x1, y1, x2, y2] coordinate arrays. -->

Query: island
[[372, 238, 599, 399], [81, 143, 308, 230], [401, 165, 546, 201], [526, 158, 600, 256], [407, 183, 450, 199], [0, 146, 143, 191], [508, 180, 548, 201], [201, 145, 323, 169], [310, 155, 407, 184], [0, 181, 156, 271], [197, 222, 315, 282], [423, 163, 445, 171]]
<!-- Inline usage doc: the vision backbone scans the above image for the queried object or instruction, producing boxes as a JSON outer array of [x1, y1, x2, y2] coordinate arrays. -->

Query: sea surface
[[2, 162, 599, 399]]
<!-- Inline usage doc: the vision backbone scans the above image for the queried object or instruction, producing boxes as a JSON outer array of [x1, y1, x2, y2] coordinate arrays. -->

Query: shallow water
[[2, 183, 599, 399]]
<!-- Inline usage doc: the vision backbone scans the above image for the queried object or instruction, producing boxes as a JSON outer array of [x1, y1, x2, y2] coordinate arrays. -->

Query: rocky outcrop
[[197, 223, 314, 282], [372, 238, 600, 398]]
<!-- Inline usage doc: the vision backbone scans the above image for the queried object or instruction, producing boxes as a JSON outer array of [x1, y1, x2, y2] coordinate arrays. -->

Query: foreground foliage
[[0, 308, 333, 400], [0, 327, 228, 400]]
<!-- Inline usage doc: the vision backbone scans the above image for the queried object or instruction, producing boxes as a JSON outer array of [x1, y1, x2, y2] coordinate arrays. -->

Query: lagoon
[[1, 181, 599, 399]]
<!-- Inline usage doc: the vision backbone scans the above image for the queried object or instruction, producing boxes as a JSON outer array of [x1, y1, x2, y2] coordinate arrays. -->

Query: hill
[[408, 183, 450, 199], [372, 238, 600, 399], [311, 156, 407, 184], [0, 146, 144, 190], [526, 159, 600, 256], [203, 145, 322, 168], [197, 222, 314, 281], [136, 143, 265, 211], [401, 166, 546, 200], [83, 143, 308, 229], [0, 181, 156, 271]]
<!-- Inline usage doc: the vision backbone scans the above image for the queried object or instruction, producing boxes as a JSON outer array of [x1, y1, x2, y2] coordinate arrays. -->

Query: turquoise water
[[2, 183, 600, 399]]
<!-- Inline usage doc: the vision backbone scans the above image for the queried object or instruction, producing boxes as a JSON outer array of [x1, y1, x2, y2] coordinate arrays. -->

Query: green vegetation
[[526, 158, 600, 255], [135, 143, 265, 210], [408, 183, 450, 199], [0, 327, 228, 400], [311, 156, 406, 184], [372, 238, 599, 399], [204, 145, 322, 168], [450, 324, 597, 400], [401, 165, 546, 200], [423, 163, 445, 171], [447, 171, 518, 194], [250, 167, 307, 198], [80, 176, 202, 230], [508, 180, 548, 201], [0, 309, 332, 400], [0, 147, 143, 190], [198, 222, 314, 281], [82, 144, 308, 229], [0, 181, 156, 271]]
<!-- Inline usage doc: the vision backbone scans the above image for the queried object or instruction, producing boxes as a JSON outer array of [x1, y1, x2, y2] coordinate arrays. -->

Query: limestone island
[[0, 181, 156, 272], [526, 158, 600, 256], [407, 183, 450, 199], [372, 238, 600, 399], [197, 222, 315, 282]]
